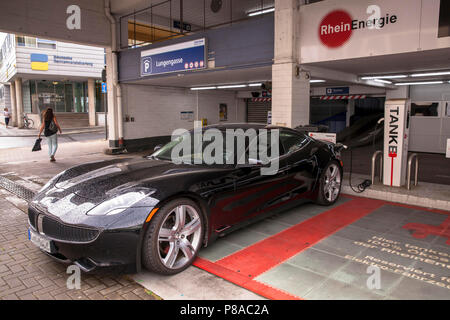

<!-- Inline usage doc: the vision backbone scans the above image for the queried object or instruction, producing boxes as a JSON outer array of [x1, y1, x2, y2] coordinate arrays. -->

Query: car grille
[[28, 207, 38, 229], [28, 207, 99, 243]]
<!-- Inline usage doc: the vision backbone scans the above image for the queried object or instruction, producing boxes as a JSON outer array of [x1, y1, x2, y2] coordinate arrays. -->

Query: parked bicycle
[[23, 113, 34, 129]]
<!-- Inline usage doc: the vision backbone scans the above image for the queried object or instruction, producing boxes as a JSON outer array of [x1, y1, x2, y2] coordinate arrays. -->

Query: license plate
[[28, 228, 54, 253]]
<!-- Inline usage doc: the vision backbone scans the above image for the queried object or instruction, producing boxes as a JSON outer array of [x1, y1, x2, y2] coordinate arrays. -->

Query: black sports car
[[28, 124, 344, 274]]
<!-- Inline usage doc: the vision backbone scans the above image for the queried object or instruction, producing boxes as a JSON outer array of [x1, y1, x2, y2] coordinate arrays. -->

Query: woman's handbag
[[32, 138, 42, 152]]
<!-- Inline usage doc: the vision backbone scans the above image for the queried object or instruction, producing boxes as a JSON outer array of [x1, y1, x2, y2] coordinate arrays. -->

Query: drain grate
[[0, 176, 36, 202]]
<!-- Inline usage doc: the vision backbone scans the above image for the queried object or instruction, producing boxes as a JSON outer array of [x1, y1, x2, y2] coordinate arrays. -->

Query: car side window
[[280, 131, 310, 155], [246, 129, 285, 163]]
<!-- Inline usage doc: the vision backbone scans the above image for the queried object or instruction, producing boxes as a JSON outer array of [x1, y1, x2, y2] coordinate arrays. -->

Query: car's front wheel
[[316, 160, 342, 206], [142, 198, 204, 275]]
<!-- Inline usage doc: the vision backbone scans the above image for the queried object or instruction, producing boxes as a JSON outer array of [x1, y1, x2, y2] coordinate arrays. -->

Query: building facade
[[0, 33, 105, 128]]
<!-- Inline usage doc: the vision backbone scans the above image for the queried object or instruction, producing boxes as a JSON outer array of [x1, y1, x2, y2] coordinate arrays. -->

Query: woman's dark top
[[44, 118, 57, 137]]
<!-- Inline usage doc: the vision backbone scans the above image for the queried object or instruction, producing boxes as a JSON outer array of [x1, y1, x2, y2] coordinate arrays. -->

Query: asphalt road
[[0, 132, 106, 149]]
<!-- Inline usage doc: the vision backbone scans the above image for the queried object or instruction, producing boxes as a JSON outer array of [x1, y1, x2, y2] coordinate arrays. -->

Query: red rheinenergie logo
[[319, 10, 353, 48]]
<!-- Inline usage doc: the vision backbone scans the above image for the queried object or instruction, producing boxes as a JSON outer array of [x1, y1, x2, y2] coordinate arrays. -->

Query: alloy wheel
[[323, 163, 341, 202], [157, 204, 202, 269]]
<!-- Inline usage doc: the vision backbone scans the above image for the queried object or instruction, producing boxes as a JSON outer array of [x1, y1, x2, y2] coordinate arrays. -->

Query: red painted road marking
[[194, 195, 449, 299], [214, 197, 384, 278], [403, 215, 450, 245], [193, 257, 301, 300]]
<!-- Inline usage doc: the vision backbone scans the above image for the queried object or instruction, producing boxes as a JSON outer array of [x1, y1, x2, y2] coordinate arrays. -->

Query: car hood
[[50, 158, 210, 201]]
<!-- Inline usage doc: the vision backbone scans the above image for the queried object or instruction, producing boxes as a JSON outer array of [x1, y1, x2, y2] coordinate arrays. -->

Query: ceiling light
[[395, 81, 444, 86], [248, 7, 275, 17], [410, 71, 450, 77], [374, 79, 392, 84], [190, 86, 217, 90], [217, 84, 247, 89], [310, 80, 326, 83], [361, 75, 407, 80], [248, 83, 262, 87]]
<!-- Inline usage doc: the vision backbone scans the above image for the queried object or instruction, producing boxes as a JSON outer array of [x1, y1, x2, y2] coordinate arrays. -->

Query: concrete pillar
[[88, 78, 96, 126], [105, 47, 118, 147], [15, 78, 24, 128], [271, 0, 310, 128], [9, 82, 17, 127]]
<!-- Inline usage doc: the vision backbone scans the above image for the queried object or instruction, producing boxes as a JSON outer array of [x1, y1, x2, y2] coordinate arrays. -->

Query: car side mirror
[[335, 143, 348, 151], [154, 144, 163, 152]]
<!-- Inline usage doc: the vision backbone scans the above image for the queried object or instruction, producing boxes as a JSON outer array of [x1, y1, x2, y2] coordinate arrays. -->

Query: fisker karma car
[[28, 124, 344, 275]]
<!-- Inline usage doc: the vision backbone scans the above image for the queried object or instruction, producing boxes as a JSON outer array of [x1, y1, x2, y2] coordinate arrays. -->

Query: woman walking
[[38, 108, 62, 162], [3, 107, 10, 128]]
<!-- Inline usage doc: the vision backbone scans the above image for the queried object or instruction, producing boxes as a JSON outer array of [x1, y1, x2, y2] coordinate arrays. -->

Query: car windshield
[[151, 130, 239, 164], [150, 128, 277, 165]]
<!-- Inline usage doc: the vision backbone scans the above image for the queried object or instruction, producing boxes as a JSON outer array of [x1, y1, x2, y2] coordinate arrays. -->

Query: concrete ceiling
[[303, 47, 450, 84], [113, 0, 274, 30]]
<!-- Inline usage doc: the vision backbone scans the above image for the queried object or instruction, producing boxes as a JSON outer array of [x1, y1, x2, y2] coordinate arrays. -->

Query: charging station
[[383, 99, 411, 187]]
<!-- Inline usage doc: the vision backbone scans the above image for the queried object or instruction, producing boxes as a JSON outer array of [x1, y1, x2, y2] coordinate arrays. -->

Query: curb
[[0, 129, 104, 138]]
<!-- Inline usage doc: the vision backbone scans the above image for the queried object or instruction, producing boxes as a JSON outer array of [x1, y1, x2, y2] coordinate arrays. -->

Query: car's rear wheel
[[142, 198, 204, 275], [316, 161, 342, 206]]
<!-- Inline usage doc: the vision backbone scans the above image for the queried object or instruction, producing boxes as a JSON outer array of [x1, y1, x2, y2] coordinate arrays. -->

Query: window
[[411, 102, 439, 117], [37, 39, 56, 49], [446, 102, 450, 117], [16, 36, 36, 47], [280, 131, 310, 154]]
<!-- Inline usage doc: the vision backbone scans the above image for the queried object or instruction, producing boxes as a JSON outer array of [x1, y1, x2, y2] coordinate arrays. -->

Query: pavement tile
[[0, 185, 154, 301], [255, 263, 327, 298], [388, 276, 450, 300], [304, 278, 383, 300], [199, 240, 243, 262], [313, 234, 368, 258], [286, 248, 349, 276], [329, 260, 403, 297]]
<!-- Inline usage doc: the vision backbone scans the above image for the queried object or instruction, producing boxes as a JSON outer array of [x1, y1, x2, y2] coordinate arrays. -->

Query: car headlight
[[86, 189, 155, 216]]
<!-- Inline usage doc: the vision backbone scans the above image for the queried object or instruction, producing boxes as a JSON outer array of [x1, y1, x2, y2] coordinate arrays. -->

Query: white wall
[[15, 41, 104, 79], [121, 85, 247, 140], [0, 34, 17, 83], [299, 0, 450, 63], [410, 83, 450, 101]]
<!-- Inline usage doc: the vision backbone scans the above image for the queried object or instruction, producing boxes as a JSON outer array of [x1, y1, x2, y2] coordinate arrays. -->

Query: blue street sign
[[141, 38, 206, 77], [326, 87, 349, 95], [101, 82, 107, 93]]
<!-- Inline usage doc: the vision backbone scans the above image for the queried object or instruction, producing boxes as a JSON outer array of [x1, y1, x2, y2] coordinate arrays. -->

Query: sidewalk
[[0, 125, 105, 137], [342, 172, 450, 211]]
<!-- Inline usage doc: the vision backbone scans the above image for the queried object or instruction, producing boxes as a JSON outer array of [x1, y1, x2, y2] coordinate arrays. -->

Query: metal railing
[[371, 150, 383, 185], [407, 153, 419, 190]]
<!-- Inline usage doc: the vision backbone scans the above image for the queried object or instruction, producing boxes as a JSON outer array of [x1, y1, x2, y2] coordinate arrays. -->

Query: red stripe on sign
[[214, 197, 384, 278], [193, 257, 301, 300]]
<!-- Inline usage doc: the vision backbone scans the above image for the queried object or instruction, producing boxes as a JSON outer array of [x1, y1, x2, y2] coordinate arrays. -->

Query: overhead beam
[[303, 65, 397, 89], [0, 0, 111, 47]]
